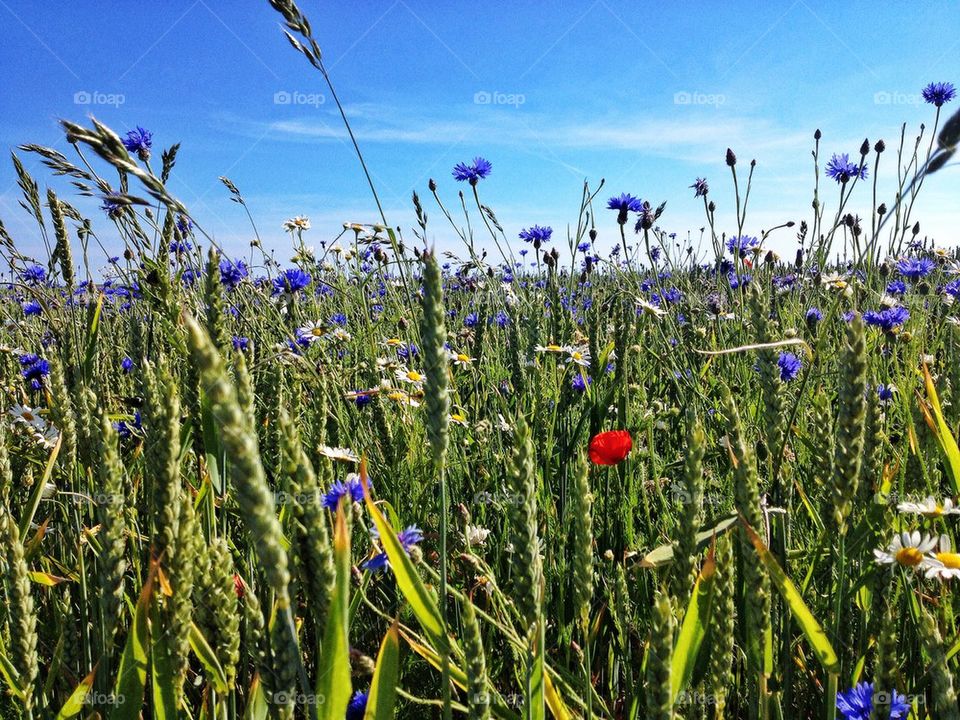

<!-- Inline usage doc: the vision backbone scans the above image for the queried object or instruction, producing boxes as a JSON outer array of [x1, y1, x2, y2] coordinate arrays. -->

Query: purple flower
[[346, 691, 368, 720], [322, 475, 368, 511], [115, 410, 143, 439], [922, 82, 956, 107], [518, 225, 553, 245], [577, 241, 591, 252], [571, 373, 592, 392], [726, 235, 759, 258], [777, 352, 802, 382], [22, 300, 42, 317], [825, 153, 868, 183], [232, 336, 250, 351], [863, 306, 909, 332], [363, 525, 423, 572], [19, 353, 50, 390], [885, 279, 907, 295], [272, 268, 312, 295], [690, 177, 708, 197], [122, 126, 153, 159], [606, 193, 643, 213], [20, 265, 46, 285], [896, 256, 934, 280], [805, 307, 823, 327], [464, 312, 479, 328], [101, 193, 124, 218], [452, 157, 492, 184], [121, 356, 134, 374], [877, 384, 895, 402]]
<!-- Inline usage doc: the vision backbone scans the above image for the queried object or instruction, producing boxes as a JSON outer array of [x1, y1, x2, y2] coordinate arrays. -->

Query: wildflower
[[836, 681, 909, 720], [450, 352, 474, 367], [322, 474, 367, 510], [922, 81, 957, 107], [565, 346, 591, 367], [690, 177, 708, 197], [101, 193, 124, 218], [176, 215, 193, 236], [518, 225, 553, 245], [805, 308, 823, 329], [896, 256, 934, 280], [346, 690, 369, 720], [577, 241, 591, 252], [571, 373, 592, 392], [588, 430, 632, 466], [777, 352, 802, 382], [726, 235, 759, 258], [924, 535, 960, 580], [450, 412, 469, 427], [22, 300, 42, 317], [19, 353, 50, 390], [465, 525, 491, 547], [232, 336, 250, 351], [877, 384, 895, 402], [386, 391, 421, 407], [122, 126, 153, 160], [452, 157, 492, 185], [219, 258, 249, 289], [863, 306, 909, 332], [636, 297, 666, 317], [394, 368, 426, 387], [825, 153, 868, 183], [363, 525, 423, 572], [8, 403, 44, 429], [297, 321, 327, 344], [535, 343, 569, 354], [885, 279, 907, 296], [633, 201, 661, 232], [115, 410, 143, 439], [121, 356, 134, 374], [464, 312, 479, 327], [32, 424, 60, 449], [272, 268, 312, 295], [317, 445, 360, 463], [873, 530, 937, 570], [282, 215, 311, 232], [896, 496, 960, 517], [328, 327, 352, 342], [20, 265, 46, 285], [606, 193, 643, 214]]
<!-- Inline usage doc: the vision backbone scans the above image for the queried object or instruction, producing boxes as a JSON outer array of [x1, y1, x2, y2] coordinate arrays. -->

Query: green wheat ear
[[671, 407, 705, 607], [506, 415, 543, 635], [706, 533, 736, 715], [831, 313, 867, 533], [919, 607, 960, 720], [0, 508, 39, 714], [646, 592, 676, 720], [462, 596, 491, 720]]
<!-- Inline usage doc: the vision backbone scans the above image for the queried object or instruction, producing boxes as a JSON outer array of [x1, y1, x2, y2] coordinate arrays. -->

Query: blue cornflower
[[577, 241, 591, 253], [825, 153, 868, 183], [877, 384, 895, 402], [452, 157, 492, 184], [726, 235, 759, 258], [805, 307, 823, 327], [115, 410, 143, 439], [396, 343, 418, 361], [232, 336, 250, 351], [169, 240, 192, 254], [272, 268, 312, 295], [571, 373, 592, 392], [464, 312, 479, 328], [727, 272, 752, 289], [20, 265, 46, 285], [22, 300, 42, 317], [121, 356, 134, 374], [945, 278, 960, 299], [494, 310, 509, 327], [863, 306, 909, 332], [777, 352, 802, 382], [330, 313, 348, 327], [690, 177, 709, 197], [350, 390, 373, 409], [649, 246, 662, 263], [122, 127, 153, 159], [19, 353, 50, 390], [181, 268, 202, 287], [836, 681, 908, 720], [896, 256, 935, 280], [606, 193, 643, 213], [101, 193, 124, 218], [885, 279, 907, 295], [922, 81, 957, 107], [175, 215, 193, 235], [518, 225, 553, 245], [346, 691, 369, 720], [219, 258, 248, 289], [363, 525, 423, 573], [322, 475, 368, 511]]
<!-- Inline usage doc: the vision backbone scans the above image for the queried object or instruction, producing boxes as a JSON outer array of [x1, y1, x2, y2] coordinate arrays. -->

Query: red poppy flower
[[233, 573, 245, 599], [589, 430, 632, 466]]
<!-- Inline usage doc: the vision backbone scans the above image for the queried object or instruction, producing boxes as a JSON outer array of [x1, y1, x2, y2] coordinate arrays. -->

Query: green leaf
[[921, 362, 960, 494], [364, 622, 400, 720], [0, 651, 25, 700], [110, 574, 152, 720], [316, 504, 352, 720], [243, 674, 269, 720], [361, 462, 452, 656], [19, 433, 62, 539], [188, 621, 228, 693], [150, 601, 179, 719], [638, 515, 737, 568], [742, 517, 840, 674], [671, 546, 717, 700], [528, 622, 545, 720], [55, 665, 96, 719]]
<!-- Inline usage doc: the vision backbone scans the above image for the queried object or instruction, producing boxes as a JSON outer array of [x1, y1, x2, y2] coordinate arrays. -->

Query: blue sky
[[0, 0, 958, 265]]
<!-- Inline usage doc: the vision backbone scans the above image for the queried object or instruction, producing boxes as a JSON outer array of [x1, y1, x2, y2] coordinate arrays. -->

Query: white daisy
[[296, 321, 327, 344], [924, 534, 960, 580], [386, 391, 421, 408], [33, 424, 59, 449], [282, 215, 311, 232], [873, 531, 938, 570], [9, 403, 44, 429], [394, 368, 426, 387], [565, 346, 591, 367], [897, 496, 960, 518], [534, 343, 569, 354], [465, 525, 491, 547], [636, 297, 667, 317], [317, 445, 359, 463], [449, 351, 474, 368], [329, 328, 352, 342]]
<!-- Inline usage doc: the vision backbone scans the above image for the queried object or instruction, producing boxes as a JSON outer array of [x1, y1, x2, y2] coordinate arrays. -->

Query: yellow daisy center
[[923, 506, 944, 517], [895, 547, 924, 567], [572, 352, 583, 360], [22, 411, 35, 422], [937, 552, 960, 569], [406, 371, 423, 382], [546, 344, 562, 352], [457, 354, 470, 362]]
